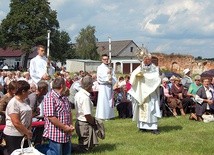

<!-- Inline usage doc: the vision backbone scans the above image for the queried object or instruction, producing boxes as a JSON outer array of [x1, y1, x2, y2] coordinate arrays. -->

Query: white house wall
[[2, 55, 24, 68], [66, 60, 101, 73], [66, 60, 84, 73], [117, 42, 139, 57], [111, 59, 140, 74], [85, 62, 101, 72]]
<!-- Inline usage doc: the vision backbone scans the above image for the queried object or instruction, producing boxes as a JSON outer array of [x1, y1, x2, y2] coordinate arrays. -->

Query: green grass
[[72, 109, 214, 155]]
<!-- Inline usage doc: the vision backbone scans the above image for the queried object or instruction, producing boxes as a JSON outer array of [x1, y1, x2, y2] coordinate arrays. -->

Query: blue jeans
[[46, 139, 71, 155]]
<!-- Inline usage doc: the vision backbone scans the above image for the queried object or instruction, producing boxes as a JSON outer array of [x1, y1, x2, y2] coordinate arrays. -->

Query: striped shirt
[[43, 89, 71, 143]]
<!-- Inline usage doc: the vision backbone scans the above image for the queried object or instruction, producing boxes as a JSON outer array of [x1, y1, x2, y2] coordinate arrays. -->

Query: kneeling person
[[75, 75, 98, 151]]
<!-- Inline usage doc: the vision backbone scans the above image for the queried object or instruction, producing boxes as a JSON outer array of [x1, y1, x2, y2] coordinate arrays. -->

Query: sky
[[0, 0, 213, 58]]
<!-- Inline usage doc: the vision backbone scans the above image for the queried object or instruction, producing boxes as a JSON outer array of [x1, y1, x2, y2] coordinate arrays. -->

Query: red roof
[[0, 48, 23, 57]]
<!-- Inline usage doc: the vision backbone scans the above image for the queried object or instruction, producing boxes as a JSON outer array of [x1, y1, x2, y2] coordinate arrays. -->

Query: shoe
[[151, 129, 160, 135]]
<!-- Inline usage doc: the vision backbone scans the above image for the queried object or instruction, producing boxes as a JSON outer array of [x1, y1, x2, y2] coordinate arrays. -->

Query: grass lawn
[[72, 109, 214, 155]]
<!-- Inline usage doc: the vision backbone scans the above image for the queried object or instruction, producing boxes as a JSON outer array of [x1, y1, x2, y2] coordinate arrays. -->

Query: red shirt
[[126, 82, 132, 91], [65, 79, 73, 89]]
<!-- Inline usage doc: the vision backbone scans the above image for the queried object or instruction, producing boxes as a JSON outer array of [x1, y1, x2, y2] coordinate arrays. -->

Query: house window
[[130, 47, 133, 52]]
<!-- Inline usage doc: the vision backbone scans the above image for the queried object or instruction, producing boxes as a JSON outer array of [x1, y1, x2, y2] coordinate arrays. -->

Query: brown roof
[[0, 48, 23, 57], [96, 40, 135, 56]]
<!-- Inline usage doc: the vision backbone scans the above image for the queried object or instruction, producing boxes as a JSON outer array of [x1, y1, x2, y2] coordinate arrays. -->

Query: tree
[[75, 25, 99, 60], [195, 56, 202, 60], [0, 0, 59, 69], [51, 30, 76, 65]]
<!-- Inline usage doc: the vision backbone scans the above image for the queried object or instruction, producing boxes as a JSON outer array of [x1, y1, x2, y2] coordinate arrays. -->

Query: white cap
[[183, 68, 190, 75], [162, 77, 169, 82]]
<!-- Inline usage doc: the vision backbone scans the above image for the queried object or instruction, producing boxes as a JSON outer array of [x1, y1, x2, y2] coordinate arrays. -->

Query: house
[[0, 48, 24, 69], [96, 40, 141, 74], [0, 48, 37, 70]]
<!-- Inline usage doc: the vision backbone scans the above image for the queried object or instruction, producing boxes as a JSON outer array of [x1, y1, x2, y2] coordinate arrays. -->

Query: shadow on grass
[[159, 125, 183, 132], [92, 143, 116, 153], [72, 143, 116, 154]]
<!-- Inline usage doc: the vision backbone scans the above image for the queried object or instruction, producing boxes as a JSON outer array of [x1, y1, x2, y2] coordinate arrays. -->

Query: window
[[130, 47, 133, 52]]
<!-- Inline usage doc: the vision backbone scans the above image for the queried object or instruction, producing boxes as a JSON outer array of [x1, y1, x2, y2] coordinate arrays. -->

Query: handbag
[[95, 118, 105, 140], [11, 137, 44, 155]]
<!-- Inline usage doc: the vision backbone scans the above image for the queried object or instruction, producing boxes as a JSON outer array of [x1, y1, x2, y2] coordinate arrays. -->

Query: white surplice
[[29, 55, 55, 84], [128, 64, 161, 130], [95, 63, 116, 120]]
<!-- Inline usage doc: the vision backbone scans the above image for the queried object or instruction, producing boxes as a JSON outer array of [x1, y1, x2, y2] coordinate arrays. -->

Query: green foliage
[[1, 0, 59, 49], [75, 25, 99, 60], [0, 0, 59, 68], [51, 30, 76, 64], [72, 110, 214, 155], [195, 56, 203, 60]]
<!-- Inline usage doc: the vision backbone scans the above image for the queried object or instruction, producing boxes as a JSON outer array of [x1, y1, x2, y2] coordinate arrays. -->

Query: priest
[[128, 49, 161, 134]]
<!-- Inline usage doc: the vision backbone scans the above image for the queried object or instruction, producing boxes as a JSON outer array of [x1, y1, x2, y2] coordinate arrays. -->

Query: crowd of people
[[0, 45, 214, 155]]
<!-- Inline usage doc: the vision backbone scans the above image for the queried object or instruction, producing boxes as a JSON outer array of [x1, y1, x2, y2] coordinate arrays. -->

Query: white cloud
[[0, 0, 214, 58], [102, 4, 118, 12], [49, 0, 70, 9], [0, 10, 6, 18], [68, 24, 76, 31]]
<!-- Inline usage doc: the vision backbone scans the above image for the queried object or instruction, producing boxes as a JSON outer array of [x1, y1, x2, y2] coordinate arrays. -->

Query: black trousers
[[117, 102, 132, 118], [4, 134, 27, 155]]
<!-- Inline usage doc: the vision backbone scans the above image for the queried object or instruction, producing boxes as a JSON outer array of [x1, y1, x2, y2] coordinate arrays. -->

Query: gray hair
[[81, 75, 93, 90], [194, 75, 201, 80]]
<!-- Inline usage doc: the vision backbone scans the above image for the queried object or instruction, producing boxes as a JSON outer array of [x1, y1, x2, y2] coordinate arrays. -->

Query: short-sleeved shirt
[[75, 88, 93, 122], [3, 97, 32, 136], [188, 83, 202, 95], [43, 90, 71, 143]]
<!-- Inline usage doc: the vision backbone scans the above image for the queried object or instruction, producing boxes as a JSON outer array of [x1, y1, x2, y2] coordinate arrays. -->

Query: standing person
[[43, 77, 75, 155], [95, 54, 116, 120], [3, 80, 32, 155], [29, 45, 55, 84], [128, 50, 161, 134], [75, 75, 99, 152]]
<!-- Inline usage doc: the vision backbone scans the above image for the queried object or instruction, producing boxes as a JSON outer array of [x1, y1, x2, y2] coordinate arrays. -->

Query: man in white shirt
[[29, 45, 55, 84], [95, 54, 116, 120], [75, 75, 98, 152]]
